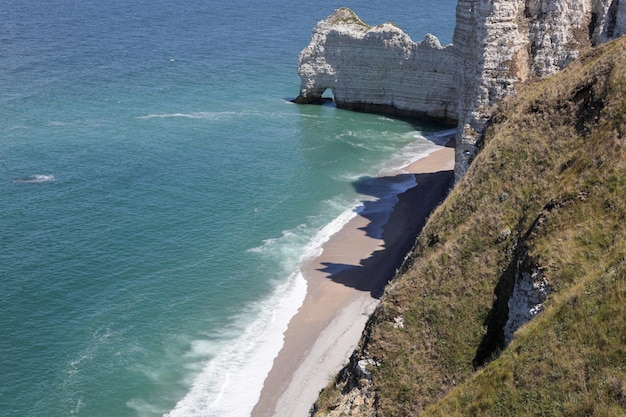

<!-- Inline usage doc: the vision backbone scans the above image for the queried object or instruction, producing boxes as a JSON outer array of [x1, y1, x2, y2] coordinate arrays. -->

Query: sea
[[0, 1, 456, 416]]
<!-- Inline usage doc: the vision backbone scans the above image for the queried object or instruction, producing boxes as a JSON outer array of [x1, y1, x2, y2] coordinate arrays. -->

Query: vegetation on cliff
[[327, 7, 370, 29], [312, 35, 626, 417]]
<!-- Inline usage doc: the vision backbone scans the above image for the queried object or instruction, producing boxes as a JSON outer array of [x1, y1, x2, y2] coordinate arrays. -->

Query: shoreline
[[251, 135, 455, 417]]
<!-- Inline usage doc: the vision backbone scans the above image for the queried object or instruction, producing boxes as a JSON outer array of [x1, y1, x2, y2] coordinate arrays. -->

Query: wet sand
[[251, 140, 455, 417]]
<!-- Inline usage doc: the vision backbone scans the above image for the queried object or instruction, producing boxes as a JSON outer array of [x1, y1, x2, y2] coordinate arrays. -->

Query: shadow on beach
[[318, 170, 453, 298]]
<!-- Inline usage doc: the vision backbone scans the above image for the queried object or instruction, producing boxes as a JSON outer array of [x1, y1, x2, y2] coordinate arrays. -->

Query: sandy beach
[[251, 138, 455, 417]]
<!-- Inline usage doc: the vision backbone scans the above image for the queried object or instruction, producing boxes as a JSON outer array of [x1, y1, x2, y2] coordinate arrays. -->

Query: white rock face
[[453, 0, 529, 180], [295, 8, 458, 123], [503, 269, 552, 346], [295, 2, 626, 181], [450, 0, 625, 180]]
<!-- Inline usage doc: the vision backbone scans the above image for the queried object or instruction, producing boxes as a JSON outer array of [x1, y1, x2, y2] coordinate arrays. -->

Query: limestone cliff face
[[453, 0, 529, 180], [453, 0, 625, 180], [295, 1, 626, 181], [294, 8, 458, 123]]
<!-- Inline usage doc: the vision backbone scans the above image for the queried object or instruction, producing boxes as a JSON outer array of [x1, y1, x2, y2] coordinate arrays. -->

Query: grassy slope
[[313, 36, 626, 416]]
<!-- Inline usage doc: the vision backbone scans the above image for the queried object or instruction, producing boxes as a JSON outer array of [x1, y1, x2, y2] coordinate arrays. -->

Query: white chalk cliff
[[293, 8, 458, 123], [295, 1, 626, 180]]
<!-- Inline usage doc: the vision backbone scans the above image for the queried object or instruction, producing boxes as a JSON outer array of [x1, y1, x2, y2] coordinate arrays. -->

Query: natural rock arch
[[292, 8, 458, 124]]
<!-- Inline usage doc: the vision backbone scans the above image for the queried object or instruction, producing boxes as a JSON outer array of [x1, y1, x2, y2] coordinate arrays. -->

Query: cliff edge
[[295, 1, 626, 181], [311, 30, 626, 417]]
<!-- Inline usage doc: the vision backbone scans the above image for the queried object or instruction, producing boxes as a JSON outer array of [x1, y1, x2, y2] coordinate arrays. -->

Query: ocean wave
[[138, 109, 320, 122], [137, 112, 238, 120], [163, 271, 306, 417], [61, 326, 119, 416], [248, 201, 358, 262], [377, 137, 444, 176], [13, 174, 55, 183], [163, 202, 360, 417]]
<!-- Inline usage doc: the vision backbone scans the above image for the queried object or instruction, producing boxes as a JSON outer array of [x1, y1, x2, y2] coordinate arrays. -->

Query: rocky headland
[[294, 1, 626, 181], [293, 8, 458, 124]]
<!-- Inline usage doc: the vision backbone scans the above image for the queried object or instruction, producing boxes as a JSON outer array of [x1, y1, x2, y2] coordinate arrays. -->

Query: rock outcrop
[[503, 268, 551, 346], [293, 8, 458, 124], [295, 1, 626, 181]]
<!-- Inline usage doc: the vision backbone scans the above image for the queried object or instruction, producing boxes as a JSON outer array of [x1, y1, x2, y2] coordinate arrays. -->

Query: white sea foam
[[336, 130, 448, 183], [69, 398, 84, 417], [338, 141, 437, 187], [138, 112, 238, 120], [62, 326, 118, 417], [138, 110, 298, 121], [379, 137, 443, 176], [162, 271, 305, 417], [301, 205, 360, 261], [248, 199, 358, 260], [163, 205, 359, 417]]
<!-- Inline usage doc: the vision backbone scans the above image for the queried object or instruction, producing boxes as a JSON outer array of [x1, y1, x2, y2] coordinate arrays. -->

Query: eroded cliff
[[293, 8, 458, 123], [453, 0, 625, 180], [295, 1, 626, 181]]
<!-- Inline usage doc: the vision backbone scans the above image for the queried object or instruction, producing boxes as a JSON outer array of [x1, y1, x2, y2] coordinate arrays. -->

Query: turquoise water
[[0, 1, 456, 416]]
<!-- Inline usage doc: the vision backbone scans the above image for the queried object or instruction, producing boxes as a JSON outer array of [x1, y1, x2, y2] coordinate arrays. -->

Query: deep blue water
[[0, 1, 456, 415]]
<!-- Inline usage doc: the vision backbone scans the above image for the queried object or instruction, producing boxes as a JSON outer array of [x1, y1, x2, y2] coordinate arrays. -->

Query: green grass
[[312, 35, 626, 417], [327, 8, 371, 29]]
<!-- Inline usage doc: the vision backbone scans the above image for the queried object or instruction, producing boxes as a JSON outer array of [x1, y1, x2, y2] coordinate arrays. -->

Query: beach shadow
[[441, 136, 456, 148], [317, 170, 454, 298], [351, 174, 416, 240]]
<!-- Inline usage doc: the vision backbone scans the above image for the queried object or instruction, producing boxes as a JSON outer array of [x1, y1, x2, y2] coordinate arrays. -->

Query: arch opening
[[321, 88, 335, 101]]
